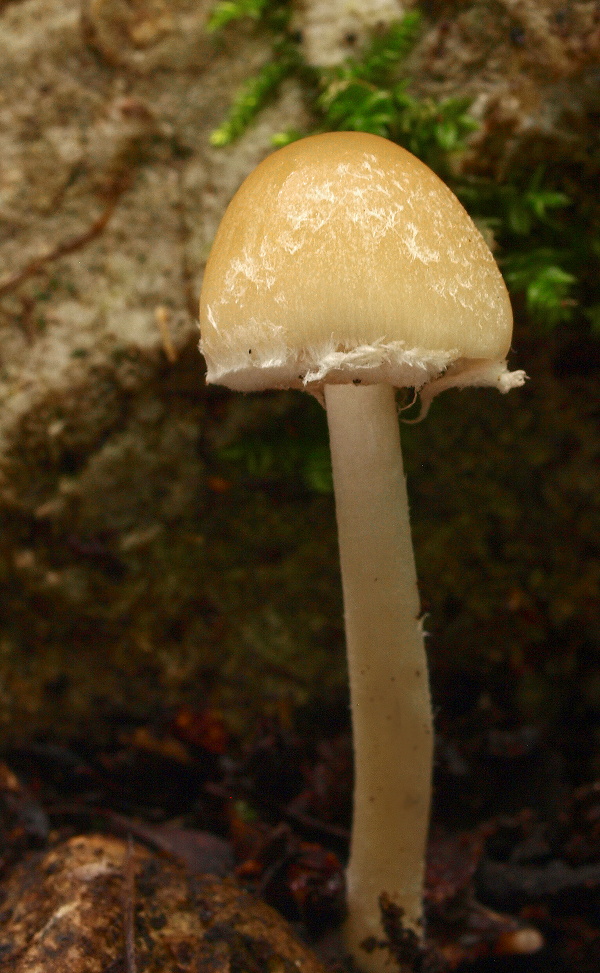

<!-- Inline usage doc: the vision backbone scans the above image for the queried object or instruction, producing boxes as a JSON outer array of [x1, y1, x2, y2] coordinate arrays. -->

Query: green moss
[[209, 45, 301, 147], [217, 395, 332, 495], [206, 0, 289, 34], [458, 169, 584, 329]]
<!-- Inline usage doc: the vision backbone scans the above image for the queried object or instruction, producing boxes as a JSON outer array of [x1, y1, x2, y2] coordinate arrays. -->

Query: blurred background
[[0, 0, 598, 783]]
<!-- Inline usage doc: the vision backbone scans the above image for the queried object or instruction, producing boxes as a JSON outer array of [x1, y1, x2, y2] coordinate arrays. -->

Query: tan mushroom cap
[[200, 132, 517, 399]]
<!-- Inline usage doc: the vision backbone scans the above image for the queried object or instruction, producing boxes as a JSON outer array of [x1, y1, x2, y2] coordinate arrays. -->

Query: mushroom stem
[[324, 382, 433, 973]]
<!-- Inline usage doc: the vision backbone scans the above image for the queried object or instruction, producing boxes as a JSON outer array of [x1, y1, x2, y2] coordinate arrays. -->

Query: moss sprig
[[458, 168, 597, 329], [210, 43, 300, 147], [323, 11, 422, 87], [206, 0, 289, 33], [218, 399, 332, 494]]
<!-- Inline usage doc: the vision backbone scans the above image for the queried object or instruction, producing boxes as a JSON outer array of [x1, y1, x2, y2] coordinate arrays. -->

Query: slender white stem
[[324, 383, 433, 973]]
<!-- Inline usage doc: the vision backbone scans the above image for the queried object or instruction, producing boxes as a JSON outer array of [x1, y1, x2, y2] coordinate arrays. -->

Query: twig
[[123, 835, 137, 973], [174, 164, 199, 321], [0, 195, 119, 300], [155, 305, 178, 363]]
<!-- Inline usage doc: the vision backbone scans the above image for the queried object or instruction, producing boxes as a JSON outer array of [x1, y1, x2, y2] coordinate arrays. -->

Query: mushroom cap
[[200, 132, 514, 395]]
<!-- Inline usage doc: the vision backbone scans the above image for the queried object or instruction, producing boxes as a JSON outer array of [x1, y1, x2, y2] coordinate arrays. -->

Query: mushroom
[[199, 132, 525, 972]]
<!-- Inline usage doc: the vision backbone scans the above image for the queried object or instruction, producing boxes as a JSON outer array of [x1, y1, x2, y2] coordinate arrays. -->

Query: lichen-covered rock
[[411, 0, 600, 173], [81, 0, 216, 72], [0, 834, 330, 973]]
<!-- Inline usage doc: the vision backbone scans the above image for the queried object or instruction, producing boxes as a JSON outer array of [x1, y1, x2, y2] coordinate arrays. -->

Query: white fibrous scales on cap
[[200, 132, 526, 406]]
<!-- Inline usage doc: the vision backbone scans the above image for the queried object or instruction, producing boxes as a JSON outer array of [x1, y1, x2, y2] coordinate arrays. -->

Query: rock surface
[[0, 0, 331, 743], [0, 833, 329, 972]]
